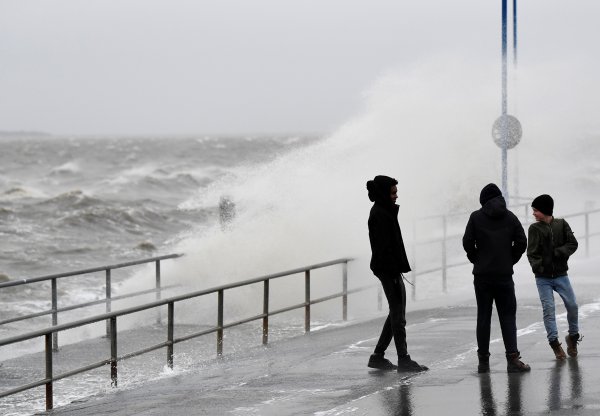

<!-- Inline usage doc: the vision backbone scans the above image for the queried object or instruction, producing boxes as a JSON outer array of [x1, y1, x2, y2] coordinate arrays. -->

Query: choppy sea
[[0, 135, 320, 277]]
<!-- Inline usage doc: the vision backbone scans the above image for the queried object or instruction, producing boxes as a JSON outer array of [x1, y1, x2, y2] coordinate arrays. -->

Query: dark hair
[[366, 175, 398, 202]]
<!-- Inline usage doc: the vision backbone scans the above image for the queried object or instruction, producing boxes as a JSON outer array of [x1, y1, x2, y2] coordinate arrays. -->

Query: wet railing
[[0, 258, 367, 411], [408, 203, 600, 300], [0, 253, 183, 351]]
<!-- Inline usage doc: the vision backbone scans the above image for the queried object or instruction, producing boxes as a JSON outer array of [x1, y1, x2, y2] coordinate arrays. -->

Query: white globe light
[[492, 114, 522, 149]]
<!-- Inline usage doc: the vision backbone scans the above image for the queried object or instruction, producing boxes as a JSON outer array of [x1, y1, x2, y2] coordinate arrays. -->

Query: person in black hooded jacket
[[366, 175, 428, 373], [463, 183, 530, 373]]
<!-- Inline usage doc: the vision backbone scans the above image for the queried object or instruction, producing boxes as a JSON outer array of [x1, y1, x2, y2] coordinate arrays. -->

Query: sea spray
[[115, 56, 510, 326]]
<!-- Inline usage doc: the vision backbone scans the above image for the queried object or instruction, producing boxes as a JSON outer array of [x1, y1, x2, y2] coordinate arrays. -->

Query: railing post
[[167, 302, 174, 369], [442, 215, 447, 293], [411, 221, 417, 300], [305, 270, 311, 333], [105, 269, 111, 338], [51, 278, 58, 352], [585, 212, 590, 258], [217, 290, 224, 356], [45, 333, 53, 411], [262, 280, 269, 345], [342, 262, 348, 321], [110, 317, 118, 387], [524, 204, 529, 225], [156, 260, 162, 325]]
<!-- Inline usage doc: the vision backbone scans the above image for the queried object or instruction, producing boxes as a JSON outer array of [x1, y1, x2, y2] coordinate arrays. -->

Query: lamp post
[[493, 0, 521, 202]]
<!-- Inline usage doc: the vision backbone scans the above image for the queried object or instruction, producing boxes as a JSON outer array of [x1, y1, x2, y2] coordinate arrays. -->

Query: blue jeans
[[535, 275, 579, 342]]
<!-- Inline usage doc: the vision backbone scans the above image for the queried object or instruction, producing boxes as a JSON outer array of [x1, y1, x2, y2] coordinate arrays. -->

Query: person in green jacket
[[527, 194, 582, 360]]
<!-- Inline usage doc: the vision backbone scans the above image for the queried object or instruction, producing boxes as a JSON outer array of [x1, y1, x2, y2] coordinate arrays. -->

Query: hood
[[479, 183, 502, 206], [481, 195, 508, 218], [366, 175, 397, 207]]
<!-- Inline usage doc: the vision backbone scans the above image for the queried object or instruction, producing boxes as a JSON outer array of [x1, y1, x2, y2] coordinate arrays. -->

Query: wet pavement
[[44, 283, 600, 416]]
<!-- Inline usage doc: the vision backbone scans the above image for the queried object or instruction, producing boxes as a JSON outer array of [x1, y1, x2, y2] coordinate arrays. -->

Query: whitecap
[[50, 161, 81, 175]]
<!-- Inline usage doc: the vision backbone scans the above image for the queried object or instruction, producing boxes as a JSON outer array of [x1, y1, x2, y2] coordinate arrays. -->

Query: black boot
[[478, 352, 491, 374], [368, 353, 397, 370], [506, 352, 531, 373], [565, 333, 582, 357], [397, 355, 429, 373], [549, 339, 567, 360]]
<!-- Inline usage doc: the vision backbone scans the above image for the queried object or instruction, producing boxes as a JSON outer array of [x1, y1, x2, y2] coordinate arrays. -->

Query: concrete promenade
[[45, 275, 600, 416]]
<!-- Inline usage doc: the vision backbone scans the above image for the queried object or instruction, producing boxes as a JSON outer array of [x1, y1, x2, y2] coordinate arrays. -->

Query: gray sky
[[0, 0, 598, 136]]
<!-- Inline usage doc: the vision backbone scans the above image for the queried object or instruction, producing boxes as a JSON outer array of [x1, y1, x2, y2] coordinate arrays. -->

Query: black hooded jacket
[[367, 181, 411, 278], [462, 195, 527, 280]]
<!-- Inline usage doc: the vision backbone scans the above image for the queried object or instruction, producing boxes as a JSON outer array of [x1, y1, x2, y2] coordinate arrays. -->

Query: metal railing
[[408, 204, 600, 300], [0, 258, 368, 411], [0, 253, 183, 351]]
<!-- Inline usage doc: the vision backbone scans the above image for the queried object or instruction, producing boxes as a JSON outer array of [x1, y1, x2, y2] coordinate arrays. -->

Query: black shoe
[[397, 355, 429, 373], [478, 352, 491, 374], [506, 352, 531, 373], [368, 354, 397, 370]]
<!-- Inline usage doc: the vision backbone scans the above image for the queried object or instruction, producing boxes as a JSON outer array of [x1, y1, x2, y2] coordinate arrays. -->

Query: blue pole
[[513, 0, 518, 65]]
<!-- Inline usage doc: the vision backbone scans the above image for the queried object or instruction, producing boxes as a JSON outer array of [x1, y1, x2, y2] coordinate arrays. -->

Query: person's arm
[[527, 226, 543, 273], [555, 219, 578, 258], [462, 214, 477, 263], [368, 214, 393, 269], [512, 219, 527, 264]]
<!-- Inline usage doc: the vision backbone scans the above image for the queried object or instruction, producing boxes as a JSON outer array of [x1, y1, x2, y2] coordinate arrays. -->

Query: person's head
[[479, 183, 502, 206], [366, 175, 398, 205], [531, 194, 554, 222]]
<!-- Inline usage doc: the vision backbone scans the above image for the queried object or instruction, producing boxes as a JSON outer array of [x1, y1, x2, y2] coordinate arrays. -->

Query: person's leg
[[369, 276, 399, 370], [474, 279, 494, 355], [396, 276, 408, 357], [554, 275, 581, 357], [536, 277, 558, 342], [493, 281, 518, 354], [554, 275, 579, 336], [375, 275, 426, 372], [374, 276, 405, 356], [537, 277, 566, 359], [373, 314, 393, 355], [491, 281, 530, 372]]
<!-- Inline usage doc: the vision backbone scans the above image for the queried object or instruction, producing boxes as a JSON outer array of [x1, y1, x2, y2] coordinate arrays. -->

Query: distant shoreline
[[0, 130, 52, 138]]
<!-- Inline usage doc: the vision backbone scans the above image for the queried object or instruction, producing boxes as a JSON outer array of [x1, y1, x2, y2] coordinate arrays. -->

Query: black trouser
[[474, 278, 518, 354], [374, 274, 408, 357]]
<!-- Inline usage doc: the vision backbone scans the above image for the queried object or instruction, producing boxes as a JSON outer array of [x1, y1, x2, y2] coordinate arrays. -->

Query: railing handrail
[[0, 257, 360, 411], [0, 253, 184, 289], [0, 285, 178, 326], [414, 201, 532, 222], [0, 257, 353, 348], [411, 206, 600, 247]]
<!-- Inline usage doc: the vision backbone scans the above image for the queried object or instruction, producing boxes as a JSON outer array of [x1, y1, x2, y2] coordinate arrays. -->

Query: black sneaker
[[368, 354, 397, 370], [397, 355, 429, 373]]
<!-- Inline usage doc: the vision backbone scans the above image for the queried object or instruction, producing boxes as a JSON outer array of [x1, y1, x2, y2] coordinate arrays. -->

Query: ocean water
[[0, 135, 321, 332]]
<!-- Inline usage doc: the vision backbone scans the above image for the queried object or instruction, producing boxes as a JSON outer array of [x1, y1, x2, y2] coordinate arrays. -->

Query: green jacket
[[527, 218, 578, 278]]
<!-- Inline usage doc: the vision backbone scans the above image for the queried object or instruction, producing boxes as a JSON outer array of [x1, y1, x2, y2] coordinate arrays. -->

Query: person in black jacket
[[366, 175, 428, 373], [462, 183, 530, 373]]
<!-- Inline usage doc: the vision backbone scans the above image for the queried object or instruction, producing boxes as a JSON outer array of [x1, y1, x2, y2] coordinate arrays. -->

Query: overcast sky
[[0, 0, 598, 136]]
